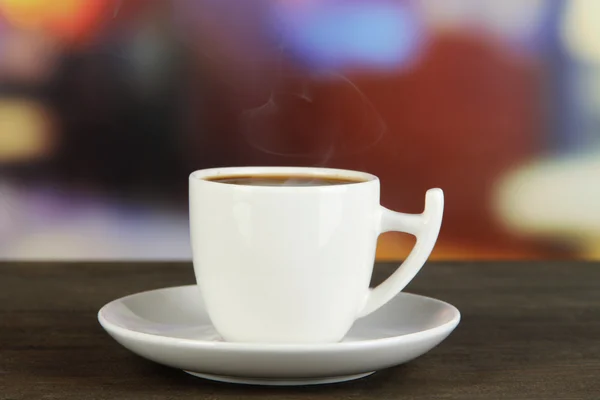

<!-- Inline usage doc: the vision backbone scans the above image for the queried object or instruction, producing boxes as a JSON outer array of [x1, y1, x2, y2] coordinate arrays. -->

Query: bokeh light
[[272, 1, 425, 71], [0, 99, 54, 163], [0, 0, 108, 45], [561, 0, 600, 64]]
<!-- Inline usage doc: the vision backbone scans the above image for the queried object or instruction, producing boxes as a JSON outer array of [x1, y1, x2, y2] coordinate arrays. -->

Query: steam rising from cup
[[241, 73, 386, 163]]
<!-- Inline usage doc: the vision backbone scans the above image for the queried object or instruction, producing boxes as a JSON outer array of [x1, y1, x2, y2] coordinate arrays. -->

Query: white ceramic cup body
[[189, 167, 443, 344]]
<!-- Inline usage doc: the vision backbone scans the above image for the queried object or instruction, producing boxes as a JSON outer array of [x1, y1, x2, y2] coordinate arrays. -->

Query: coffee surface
[[205, 174, 365, 187]]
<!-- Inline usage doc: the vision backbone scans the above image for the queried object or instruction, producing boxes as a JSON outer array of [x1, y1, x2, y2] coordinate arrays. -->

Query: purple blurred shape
[[271, 0, 423, 70]]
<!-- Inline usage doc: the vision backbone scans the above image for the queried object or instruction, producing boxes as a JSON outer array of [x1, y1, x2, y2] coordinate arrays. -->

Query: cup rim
[[189, 166, 378, 188]]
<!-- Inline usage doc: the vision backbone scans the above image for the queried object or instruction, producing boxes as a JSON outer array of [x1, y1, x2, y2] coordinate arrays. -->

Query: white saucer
[[98, 286, 460, 386]]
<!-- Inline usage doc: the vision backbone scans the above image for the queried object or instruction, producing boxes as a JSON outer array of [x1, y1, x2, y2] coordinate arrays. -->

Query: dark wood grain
[[1, 262, 599, 399]]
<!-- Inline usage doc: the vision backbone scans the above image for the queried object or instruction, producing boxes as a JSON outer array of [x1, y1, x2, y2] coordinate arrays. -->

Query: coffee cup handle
[[357, 188, 444, 318]]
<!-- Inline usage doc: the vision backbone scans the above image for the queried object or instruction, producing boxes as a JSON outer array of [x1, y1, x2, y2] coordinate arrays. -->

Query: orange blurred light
[[0, 99, 55, 163], [0, 0, 108, 45]]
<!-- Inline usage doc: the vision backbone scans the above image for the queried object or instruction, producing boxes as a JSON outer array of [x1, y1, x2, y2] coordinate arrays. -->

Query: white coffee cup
[[189, 167, 443, 343]]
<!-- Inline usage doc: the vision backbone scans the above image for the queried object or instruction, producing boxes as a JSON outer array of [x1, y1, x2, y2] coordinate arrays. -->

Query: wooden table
[[2, 262, 599, 399]]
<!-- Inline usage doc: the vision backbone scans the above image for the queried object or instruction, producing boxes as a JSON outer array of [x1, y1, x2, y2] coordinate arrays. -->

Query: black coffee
[[206, 174, 365, 187]]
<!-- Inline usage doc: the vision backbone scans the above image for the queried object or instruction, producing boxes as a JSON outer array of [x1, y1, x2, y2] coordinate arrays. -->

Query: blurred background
[[1, 0, 599, 261]]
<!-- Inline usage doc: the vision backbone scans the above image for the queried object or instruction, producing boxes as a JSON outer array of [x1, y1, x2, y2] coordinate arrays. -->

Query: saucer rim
[[98, 285, 461, 352]]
